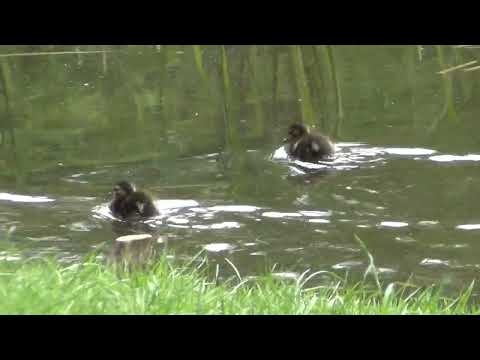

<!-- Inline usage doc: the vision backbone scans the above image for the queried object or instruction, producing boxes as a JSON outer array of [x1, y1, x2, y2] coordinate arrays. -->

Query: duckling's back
[[125, 192, 159, 218], [293, 133, 334, 162]]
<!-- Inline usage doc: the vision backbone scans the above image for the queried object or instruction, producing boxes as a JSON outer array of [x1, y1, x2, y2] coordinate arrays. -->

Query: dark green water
[[1, 45, 480, 290]]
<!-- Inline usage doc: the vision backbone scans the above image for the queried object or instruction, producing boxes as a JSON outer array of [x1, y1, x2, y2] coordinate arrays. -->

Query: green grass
[[0, 255, 478, 315]]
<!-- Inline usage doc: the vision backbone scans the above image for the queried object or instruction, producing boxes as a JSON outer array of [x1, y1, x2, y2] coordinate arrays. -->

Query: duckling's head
[[112, 181, 135, 201], [284, 123, 309, 144]]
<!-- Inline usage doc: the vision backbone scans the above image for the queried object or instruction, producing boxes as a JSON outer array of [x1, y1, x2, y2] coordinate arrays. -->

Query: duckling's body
[[284, 123, 334, 162], [109, 181, 159, 220]]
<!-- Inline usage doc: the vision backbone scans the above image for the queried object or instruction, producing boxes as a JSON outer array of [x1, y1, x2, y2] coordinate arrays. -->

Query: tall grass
[[0, 255, 477, 315]]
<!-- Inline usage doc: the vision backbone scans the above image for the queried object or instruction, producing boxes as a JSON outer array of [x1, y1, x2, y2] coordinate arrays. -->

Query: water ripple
[[262, 212, 302, 218], [271, 143, 439, 174], [207, 205, 260, 213], [430, 154, 480, 162], [456, 224, 480, 230], [193, 222, 242, 230], [379, 221, 409, 228], [420, 258, 451, 267], [203, 243, 236, 252], [0, 193, 55, 203], [332, 261, 363, 270]]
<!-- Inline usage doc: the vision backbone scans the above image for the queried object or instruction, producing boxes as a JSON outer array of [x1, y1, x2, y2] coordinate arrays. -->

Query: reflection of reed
[[220, 45, 240, 151], [7, 44, 478, 175], [248, 46, 265, 139], [309, 45, 325, 128], [102, 46, 108, 75], [0, 59, 13, 113], [0, 58, 20, 184], [314, 45, 337, 132], [405, 46, 417, 128], [450, 47, 478, 107], [0, 60, 15, 146], [193, 45, 209, 85], [430, 46, 458, 132], [290, 45, 315, 127], [314, 46, 344, 137], [271, 46, 279, 125], [0, 113, 15, 148], [192, 45, 217, 133], [0, 50, 114, 58], [417, 45, 423, 62], [110, 55, 149, 128], [326, 46, 344, 138], [437, 60, 477, 75], [75, 46, 83, 67], [311, 45, 342, 137]]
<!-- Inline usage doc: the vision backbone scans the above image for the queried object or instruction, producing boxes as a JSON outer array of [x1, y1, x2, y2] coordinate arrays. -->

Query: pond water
[[1, 45, 480, 291]]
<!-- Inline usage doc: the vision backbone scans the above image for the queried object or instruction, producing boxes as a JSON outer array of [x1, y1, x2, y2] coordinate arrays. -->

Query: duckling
[[283, 123, 335, 162], [109, 181, 159, 220]]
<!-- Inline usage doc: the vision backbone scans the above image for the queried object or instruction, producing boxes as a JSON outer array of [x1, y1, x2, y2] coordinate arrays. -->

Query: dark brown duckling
[[109, 181, 159, 220], [283, 123, 335, 162]]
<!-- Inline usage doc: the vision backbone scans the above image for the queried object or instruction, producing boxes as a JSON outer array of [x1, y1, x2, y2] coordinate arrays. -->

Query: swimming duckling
[[283, 123, 335, 162], [109, 181, 159, 220]]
